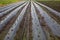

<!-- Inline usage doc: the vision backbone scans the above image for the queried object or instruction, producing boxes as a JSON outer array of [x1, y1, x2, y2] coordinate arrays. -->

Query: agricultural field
[[0, 0, 60, 40], [37, 1, 60, 12]]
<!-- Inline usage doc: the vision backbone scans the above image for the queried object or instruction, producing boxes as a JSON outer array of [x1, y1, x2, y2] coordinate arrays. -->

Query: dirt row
[[39, 5, 60, 24], [14, 2, 33, 40], [0, 5, 25, 40], [0, 3, 25, 21], [34, 4, 60, 40]]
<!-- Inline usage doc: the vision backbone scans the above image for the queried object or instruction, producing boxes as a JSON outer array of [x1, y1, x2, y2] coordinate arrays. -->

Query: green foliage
[[0, 0, 20, 5]]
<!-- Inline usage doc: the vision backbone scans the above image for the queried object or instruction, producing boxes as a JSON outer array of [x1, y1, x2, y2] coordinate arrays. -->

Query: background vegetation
[[0, 0, 21, 6]]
